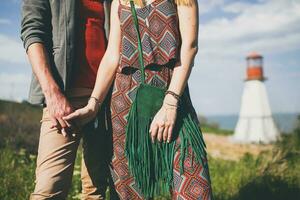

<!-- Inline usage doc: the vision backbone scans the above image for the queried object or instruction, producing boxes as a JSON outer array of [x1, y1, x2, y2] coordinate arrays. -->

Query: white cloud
[[198, 0, 300, 58], [189, 0, 300, 115], [0, 73, 30, 102], [199, 0, 224, 15], [222, 2, 252, 14], [0, 34, 27, 65]]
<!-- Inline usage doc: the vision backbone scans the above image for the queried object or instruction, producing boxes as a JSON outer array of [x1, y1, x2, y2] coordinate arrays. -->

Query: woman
[[65, 0, 213, 199]]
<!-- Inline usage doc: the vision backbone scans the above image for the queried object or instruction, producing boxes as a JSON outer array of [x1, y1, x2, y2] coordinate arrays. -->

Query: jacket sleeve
[[20, 0, 51, 51]]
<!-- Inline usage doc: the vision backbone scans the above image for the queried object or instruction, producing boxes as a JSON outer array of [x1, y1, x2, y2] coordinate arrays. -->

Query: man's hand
[[27, 43, 75, 137], [45, 87, 74, 136]]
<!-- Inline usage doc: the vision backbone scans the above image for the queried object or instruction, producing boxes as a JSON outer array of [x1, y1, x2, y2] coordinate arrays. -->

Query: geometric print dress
[[109, 0, 213, 199]]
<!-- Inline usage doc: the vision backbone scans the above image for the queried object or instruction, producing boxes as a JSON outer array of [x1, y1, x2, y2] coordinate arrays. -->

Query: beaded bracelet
[[165, 90, 181, 102]]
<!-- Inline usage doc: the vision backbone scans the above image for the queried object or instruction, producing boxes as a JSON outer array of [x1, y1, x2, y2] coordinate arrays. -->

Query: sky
[[0, 0, 299, 116]]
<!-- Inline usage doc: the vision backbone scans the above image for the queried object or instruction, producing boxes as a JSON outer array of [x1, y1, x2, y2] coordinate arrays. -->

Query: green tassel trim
[[125, 90, 207, 198], [125, 98, 176, 198]]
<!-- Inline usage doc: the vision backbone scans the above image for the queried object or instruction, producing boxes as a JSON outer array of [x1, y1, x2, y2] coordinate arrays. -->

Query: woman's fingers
[[150, 108, 177, 143], [63, 110, 80, 121], [157, 123, 164, 142], [64, 119, 73, 128], [167, 123, 174, 143], [163, 123, 169, 142], [150, 123, 158, 143]]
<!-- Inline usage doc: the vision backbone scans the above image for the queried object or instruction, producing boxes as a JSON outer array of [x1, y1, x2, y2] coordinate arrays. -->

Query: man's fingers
[[57, 118, 67, 128], [57, 118, 70, 137], [61, 128, 67, 137], [50, 117, 59, 129]]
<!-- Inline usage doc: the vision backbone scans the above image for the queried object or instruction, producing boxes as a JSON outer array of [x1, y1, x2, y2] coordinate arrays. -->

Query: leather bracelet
[[165, 90, 181, 102]]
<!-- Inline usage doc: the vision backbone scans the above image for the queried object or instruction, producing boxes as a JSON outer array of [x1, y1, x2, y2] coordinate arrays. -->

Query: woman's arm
[[150, 0, 199, 143], [89, 0, 121, 105], [166, 0, 199, 96], [64, 0, 121, 125]]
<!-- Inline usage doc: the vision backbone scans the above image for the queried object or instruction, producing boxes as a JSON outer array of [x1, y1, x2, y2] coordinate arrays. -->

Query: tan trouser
[[30, 89, 112, 200]]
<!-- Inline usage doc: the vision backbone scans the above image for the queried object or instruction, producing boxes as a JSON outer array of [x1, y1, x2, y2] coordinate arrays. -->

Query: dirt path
[[203, 133, 273, 161]]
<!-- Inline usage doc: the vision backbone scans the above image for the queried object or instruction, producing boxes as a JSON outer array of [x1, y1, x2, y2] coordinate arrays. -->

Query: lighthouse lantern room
[[246, 52, 265, 81]]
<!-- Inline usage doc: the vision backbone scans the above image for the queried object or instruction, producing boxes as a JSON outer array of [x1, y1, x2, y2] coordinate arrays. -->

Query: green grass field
[[0, 100, 299, 200]]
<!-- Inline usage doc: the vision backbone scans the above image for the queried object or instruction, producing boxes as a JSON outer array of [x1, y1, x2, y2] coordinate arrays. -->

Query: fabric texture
[[71, 0, 107, 88], [118, 0, 181, 72]]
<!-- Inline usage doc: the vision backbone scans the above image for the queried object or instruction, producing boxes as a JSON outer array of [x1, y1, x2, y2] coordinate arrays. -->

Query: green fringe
[[125, 93, 207, 198]]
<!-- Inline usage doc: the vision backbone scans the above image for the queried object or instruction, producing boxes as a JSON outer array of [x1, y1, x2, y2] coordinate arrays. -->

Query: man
[[21, 0, 113, 199]]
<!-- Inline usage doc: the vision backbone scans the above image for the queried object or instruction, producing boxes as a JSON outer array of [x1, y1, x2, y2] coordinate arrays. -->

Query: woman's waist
[[117, 57, 180, 72]]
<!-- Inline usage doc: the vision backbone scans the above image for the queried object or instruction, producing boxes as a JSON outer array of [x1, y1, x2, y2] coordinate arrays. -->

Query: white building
[[233, 52, 280, 144]]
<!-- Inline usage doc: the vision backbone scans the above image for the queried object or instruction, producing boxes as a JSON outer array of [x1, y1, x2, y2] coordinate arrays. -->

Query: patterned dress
[[109, 0, 213, 199]]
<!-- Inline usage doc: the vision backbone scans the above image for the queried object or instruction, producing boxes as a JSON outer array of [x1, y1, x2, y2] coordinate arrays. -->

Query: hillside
[[0, 99, 269, 159], [0, 100, 42, 153]]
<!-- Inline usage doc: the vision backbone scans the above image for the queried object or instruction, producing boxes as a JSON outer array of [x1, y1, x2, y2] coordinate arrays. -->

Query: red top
[[71, 0, 107, 88]]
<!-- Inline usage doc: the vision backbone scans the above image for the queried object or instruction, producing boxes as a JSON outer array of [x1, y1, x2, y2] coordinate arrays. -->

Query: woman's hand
[[63, 98, 100, 129], [149, 95, 178, 143]]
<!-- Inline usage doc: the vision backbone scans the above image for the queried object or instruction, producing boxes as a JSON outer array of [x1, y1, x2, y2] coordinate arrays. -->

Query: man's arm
[[27, 44, 73, 134], [21, 0, 51, 51], [21, 0, 73, 135]]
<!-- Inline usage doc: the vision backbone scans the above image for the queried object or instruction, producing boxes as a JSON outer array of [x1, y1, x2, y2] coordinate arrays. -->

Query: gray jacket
[[21, 0, 110, 105]]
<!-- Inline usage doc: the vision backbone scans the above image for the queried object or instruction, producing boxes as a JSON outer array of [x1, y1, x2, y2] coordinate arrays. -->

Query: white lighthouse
[[233, 52, 280, 144]]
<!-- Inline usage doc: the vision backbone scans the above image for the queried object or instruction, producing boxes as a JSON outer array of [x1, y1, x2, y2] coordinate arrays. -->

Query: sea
[[204, 113, 299, 134]]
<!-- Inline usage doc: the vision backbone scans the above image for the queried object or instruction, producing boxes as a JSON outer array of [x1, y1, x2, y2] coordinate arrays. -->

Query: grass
[[0, 100, 299, 200], [0, 148, 35, 200], [201, 125, 234, 135], [210, 151, 300, 200], [0, 147, 82, 200], [0, 100, 41, 153], [210, 118, 300, 200]]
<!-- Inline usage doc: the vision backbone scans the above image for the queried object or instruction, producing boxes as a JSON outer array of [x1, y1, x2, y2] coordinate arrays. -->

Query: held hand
[[63, 98, 100, 128], [149, 101, 177, 143], [45, 88, 74, 136]]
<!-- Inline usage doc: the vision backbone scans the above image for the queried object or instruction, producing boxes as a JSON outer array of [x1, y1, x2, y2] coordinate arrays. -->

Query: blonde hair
[[121, 0, 195, 7]]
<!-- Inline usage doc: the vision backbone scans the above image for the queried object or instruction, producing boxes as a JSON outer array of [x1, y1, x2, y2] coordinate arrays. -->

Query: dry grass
[[203, 133, 273, 161]]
